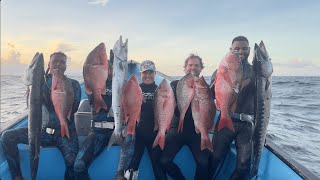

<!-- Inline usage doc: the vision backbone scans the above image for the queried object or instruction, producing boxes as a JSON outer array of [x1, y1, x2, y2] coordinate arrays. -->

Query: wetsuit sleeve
[[71, 79, 81, 115], [210, 70, 217, 100], [170, 80, 180, 118]]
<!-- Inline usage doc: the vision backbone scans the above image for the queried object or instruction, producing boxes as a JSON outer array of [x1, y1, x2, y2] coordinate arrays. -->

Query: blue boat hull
[[0, 61, 317, 180]]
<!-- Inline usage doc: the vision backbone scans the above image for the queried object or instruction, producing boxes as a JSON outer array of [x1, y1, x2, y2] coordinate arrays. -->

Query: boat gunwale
[[265, 137, 319, 180]]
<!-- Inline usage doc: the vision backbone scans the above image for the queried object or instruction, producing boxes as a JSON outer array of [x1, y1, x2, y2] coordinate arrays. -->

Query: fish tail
[[178, 116, 185, 133], [218, 114, 235, 132], [201, 133, 213, 152], [93, 93, 108, 113], [61, 123, 70, 138], [152, 132, 165, 150], [107, 131, 123, 149]]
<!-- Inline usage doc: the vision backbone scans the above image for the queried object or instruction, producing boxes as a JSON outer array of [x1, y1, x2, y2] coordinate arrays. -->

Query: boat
[[0, 61, 318, 180]]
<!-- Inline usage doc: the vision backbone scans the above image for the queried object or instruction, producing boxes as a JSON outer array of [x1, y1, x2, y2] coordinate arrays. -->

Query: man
[[124, 60, 167, 180], [1, 52, 81, 180], [74, 52, 114, 180], [210, 36, 254, 179], [160, 54, 211, 180]]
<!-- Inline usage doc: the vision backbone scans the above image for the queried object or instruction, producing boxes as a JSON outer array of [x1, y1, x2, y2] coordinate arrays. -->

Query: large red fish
[[176, 73, 195, 133], [191, 76, 216, 151], [153, 79, 176, 150], [121, 74, 143, 136], [51, 69, 74, 138], [214, 52, 243, 132], [83, 43, 109, 113]]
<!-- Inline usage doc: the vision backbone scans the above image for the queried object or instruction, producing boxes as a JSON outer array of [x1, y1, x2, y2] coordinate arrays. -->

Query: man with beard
[[160, 54, 211, 180], [209, 36, 255, 180]]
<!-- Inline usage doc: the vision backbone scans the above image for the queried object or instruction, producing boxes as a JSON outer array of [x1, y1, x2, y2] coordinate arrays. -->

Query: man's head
[[230, 36, 250, 62], [140, 60, 156, 84], [48, 52, 67, 74], [184, 54, 204, 77]]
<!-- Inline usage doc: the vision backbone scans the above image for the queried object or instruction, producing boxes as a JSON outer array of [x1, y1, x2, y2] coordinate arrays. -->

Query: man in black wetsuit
[[74, 53, 114, 180], [124, 60, 167, 180], [160, 54, 211, 180], [209, 36, 254, 180], [1, 52, 81, 180]]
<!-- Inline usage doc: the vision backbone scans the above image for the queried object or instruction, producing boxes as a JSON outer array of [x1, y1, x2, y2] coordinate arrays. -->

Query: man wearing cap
[[122, 60, 167, 180], [1, 52, 81, 180], [160, 54, 211, 180], [74, 50, 114, 180]]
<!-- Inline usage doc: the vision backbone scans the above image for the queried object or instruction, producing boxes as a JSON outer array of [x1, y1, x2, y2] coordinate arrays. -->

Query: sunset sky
[[1, 0, 319, 76]]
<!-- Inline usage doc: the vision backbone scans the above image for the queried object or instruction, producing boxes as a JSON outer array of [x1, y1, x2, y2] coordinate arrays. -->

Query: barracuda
[[24, 52, 44, 180], [108, 36, 128, 147], [251, 41, 273, 177]]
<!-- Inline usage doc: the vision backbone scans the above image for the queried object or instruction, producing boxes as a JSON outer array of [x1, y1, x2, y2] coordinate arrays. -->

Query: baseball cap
[[140, 60, 156, 72]]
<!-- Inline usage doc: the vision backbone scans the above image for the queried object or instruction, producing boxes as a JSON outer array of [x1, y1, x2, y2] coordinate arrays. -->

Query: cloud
[[88, 0, 110, 6], [1, 43, 23, 64], [55, 43, 77, 53]]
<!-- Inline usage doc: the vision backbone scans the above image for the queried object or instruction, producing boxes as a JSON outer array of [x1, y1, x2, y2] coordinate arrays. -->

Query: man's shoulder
[[68, 78, 81, 88]]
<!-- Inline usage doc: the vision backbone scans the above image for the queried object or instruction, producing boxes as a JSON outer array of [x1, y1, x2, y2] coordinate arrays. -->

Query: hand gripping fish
[[24, 52, 44, 180], [83, 42, 109, 113], [51, 69, 74, 138], [250, 41, 273, 177], [191, 76, 216, 151], [214, 52, 243, 132], [108, 36, 128, 147], [153, 79, 176, 150]]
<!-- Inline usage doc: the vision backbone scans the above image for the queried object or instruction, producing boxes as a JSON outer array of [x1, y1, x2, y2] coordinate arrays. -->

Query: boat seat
[[75, 99, 92, 136]]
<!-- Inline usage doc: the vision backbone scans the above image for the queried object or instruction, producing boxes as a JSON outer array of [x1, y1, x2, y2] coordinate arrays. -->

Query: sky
[[1, 0, 320, 76]]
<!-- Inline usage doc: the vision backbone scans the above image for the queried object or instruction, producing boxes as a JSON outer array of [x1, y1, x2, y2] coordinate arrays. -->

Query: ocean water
[[1, 74, 319, 176]]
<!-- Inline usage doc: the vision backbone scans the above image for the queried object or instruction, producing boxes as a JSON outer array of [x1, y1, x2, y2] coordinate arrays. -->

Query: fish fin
[[107, 131, 123, 149], [178, 116, 184, 133], [163, 99, 168, 109], [24, 86, 30, 109], [218, 114, 235, 132], [154, 122, 159, 132], [101, 86, 107, 95], [209, 121, 215, 133], [108, 107, 114, 117], [137, 112, 141, 124], [195, 127, 200, 134], [60, 123, 70, 138], [201, 134, 213, 152], [152, 132, 165, 150], [93, 93, 107, 113]]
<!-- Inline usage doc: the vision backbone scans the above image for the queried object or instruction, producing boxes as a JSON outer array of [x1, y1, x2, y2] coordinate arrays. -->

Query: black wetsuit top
[[137, 82, 158, 132], [170, 80, 195, 131]]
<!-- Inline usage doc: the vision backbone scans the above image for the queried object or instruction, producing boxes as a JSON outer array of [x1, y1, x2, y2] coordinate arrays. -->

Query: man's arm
[[71, 80, 81, 114], [210, 70, 217, 99]]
